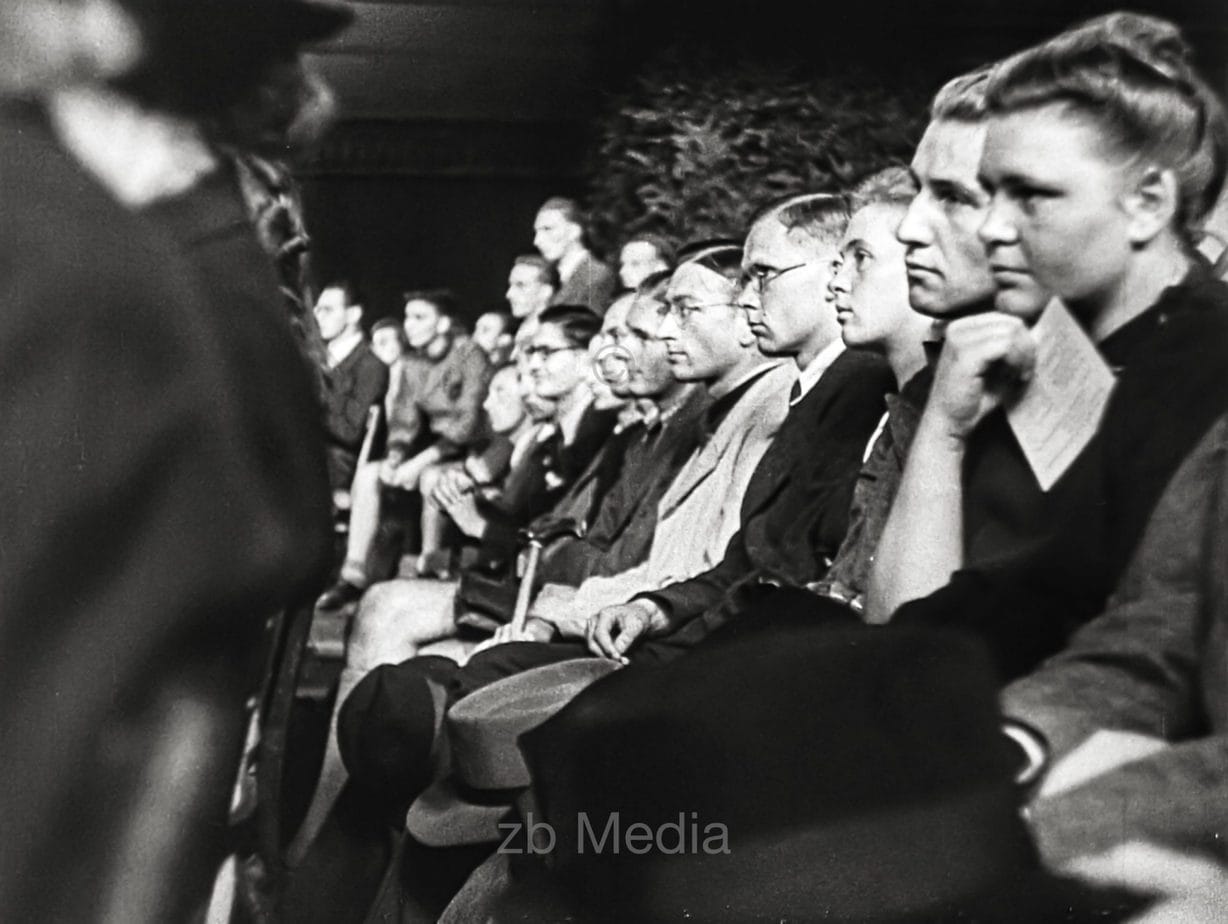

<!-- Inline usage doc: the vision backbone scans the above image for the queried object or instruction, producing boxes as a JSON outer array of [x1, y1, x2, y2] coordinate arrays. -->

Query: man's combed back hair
[[402, 288, 459, 319], [754, 193, 851, 252], [930, 66, 991, 122], [538, 197, 586, 229], [513, 254, 560, 289], [985, 11, 1228, 237], [849, 166, 919, 214], [536, 305, 602, 349], [677, 239, 744, 282]]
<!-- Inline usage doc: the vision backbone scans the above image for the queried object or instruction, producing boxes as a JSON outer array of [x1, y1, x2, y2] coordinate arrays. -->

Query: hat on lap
[[406, 657, 620, 847], [505, 622, 1152, 922]]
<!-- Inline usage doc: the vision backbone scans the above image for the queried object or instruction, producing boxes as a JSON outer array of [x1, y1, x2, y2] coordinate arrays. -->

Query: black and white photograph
[[1, 0, 1227, 921]]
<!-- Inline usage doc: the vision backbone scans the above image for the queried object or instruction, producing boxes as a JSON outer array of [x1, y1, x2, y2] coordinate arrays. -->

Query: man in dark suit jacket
[[585, 192, 893, 661], [314, 281, 390, 497], [534, 196, 617, 315], [337, 193, 891, 820]]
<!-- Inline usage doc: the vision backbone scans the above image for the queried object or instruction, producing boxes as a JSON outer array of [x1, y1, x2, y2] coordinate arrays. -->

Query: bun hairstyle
[[985, 12, 1228, 240]]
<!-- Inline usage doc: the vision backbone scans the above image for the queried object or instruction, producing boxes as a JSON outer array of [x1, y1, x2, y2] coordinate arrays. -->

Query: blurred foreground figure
[[0, 0, 350, 920]]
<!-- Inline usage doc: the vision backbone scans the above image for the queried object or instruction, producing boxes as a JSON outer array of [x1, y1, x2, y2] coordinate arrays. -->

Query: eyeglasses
[[521, 343, 577, 361], [740, 262, 812, 293], [663, 301, 735, 323]]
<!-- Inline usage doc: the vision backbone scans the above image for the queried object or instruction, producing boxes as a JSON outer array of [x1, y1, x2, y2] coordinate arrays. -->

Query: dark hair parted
[[677, 239, 745, 282], [512, 254, 561, 290], [849, 165, 918, 214], [402, 288, 459, 319], [535, 305, 603, 349], [985, 12, 1228, 236], [753, 193, 851, 252], [930, 67, 991, 123]]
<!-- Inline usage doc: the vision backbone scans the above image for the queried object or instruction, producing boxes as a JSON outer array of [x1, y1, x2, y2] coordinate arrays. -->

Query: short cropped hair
[[676, 239, 745, 282], [753, 193, 851, 253], [930, 66, 992, 123], [985, 11, 1228, 235], [402, 288, 458, 319], [512, 254, 560, 290], [848, 166, 918, 214], [535, 305, 602, 349]]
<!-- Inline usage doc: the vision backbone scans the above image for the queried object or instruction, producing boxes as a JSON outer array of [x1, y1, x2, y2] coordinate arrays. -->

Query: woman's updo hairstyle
[[985, 12, 1228, 241]]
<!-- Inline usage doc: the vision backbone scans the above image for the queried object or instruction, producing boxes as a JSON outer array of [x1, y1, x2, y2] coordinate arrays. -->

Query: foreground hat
[[406, 658, 619, 847], [506, 623, 1150, 922]]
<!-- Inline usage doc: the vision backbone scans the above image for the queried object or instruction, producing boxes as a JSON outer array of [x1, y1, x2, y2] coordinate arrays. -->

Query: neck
[[504, 415, 535, 445], [653, 380, 696, 417], [554, 382, 590, 431], [709, 354, 772, 400], [795, 326, 839, 370], [883, 334, 928, 389], [1077, 235, 1192, 342], [558, 246, 588, 281]]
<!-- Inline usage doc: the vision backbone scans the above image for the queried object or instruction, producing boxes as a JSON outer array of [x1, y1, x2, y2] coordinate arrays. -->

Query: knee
[[348, 582, 412, 669]]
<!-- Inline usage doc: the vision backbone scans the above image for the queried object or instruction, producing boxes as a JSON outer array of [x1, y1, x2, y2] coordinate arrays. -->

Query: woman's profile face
[[979, 103, 1137, 310]]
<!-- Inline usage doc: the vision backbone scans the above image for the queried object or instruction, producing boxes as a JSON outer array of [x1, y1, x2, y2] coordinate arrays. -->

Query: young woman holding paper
[[867, 12, 1228, 679]]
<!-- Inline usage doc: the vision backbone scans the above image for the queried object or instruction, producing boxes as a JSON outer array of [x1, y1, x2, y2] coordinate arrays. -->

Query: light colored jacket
[[531, 362, 794, 636]]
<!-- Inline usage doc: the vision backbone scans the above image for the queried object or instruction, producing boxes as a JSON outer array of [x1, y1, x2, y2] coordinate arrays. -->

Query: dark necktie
[[789, 380, 802, 404]]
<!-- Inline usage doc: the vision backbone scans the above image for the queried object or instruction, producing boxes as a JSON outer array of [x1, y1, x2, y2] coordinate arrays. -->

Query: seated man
[[803, 164, 938, 612], [471, 308, 515, 366], [867, 20, 1228, 679], [289, 307, 615, 862], [313, 280, 389, 503], [487, 241, 794, 644], [337, 194, 892, 823], [319, 288, 491, 609], [580, 192, 893, 662], [1001, 414, 1228, 865], [369, 316, 407, 367], [504, 253, 558, 351], [413, 362, 537, 579]]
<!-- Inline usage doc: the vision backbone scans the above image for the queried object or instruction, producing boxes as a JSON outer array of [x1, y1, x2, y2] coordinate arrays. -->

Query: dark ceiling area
[[299, 0, 1227, 323]]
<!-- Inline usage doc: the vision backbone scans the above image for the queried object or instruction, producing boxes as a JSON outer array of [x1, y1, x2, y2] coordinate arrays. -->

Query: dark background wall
[[300, 0, 1227, 327]]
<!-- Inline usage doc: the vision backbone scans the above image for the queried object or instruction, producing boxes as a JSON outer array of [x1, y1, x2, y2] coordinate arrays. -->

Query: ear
[[1123, 166, 1180, 247], [733, 309, 758, 348]]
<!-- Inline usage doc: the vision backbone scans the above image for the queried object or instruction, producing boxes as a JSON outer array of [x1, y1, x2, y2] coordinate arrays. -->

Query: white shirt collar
[[556, 389, 594, 446], [557, 247, 589, 285], [790, 339, 846, 406], [48, 86, 219, 209], [326, 330, 365, 369]]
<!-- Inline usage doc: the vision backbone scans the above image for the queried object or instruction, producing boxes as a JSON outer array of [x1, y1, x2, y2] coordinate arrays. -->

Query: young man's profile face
[[896, 118, 997, 318]]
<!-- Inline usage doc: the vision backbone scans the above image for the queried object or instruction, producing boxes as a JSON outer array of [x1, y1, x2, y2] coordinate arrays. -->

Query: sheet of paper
[[1006, 299, 1117, 491]]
